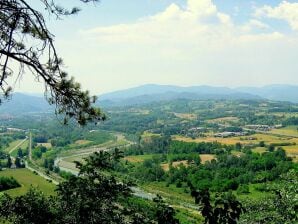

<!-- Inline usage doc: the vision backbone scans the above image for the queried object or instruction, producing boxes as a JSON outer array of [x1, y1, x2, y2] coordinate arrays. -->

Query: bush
[[237, 184, 250, 194], [0, 176, 20, 191]]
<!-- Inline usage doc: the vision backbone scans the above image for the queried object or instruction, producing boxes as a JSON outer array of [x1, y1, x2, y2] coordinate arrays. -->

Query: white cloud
[[255, 1, 298, 31], [85, 0, 280, 47], [64, 0, 298, 93]]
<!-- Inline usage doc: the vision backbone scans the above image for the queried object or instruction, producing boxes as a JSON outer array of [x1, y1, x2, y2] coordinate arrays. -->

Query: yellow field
[[142, 131, 161, 138], [269, 126, 298, 137], [173, 134, 298, 162], [173, 134, 297, 145], [174, 113, 197, 120], [200, 154, 216, 163], [161, 154, 216, 171], [37, 142, 52, 148], [283, 145, 298, 160], [207, 116, 239, 124], [124, 154, 155, 163], [161, 161, 188, 171], [74, 140, 92, 145]]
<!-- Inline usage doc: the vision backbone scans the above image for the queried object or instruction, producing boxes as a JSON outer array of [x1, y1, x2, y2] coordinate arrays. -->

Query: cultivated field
[[207, 116, 239, 124], [269, 125, 298, 137], [0, 168, 56, 196], [37, 142, 52, 148], [174, 113, 197, 120], [4, 139, 28, 154], [173, 133, 298, 162]]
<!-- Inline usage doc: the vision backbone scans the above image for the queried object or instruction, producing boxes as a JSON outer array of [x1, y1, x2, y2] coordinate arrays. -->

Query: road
[[7, 135, 59, 185], [8, 137, 28, 154], [24, 161, 59, 185]]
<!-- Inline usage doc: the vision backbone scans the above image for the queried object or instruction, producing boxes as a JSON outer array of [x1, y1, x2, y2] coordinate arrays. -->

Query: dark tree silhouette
[[0, 0, 105, 125], [191, 188, 244, 224], [0, 149, 159, 223]]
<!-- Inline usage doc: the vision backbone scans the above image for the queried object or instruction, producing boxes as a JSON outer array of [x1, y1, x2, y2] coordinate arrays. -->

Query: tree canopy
[[0, 0, 105, 125]]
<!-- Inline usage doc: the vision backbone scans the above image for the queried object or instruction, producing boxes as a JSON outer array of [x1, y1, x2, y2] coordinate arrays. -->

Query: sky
[[17, 0, 298, 94]]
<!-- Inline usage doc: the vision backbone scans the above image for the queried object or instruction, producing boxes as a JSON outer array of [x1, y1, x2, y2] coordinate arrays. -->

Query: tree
[[153, 195, 180, 224], [15, 157, 21, 168], [191, 188, 244, 224], [268, 144, 275, 152], [6, 156, 12, 168], [0, 149, 157, 223], [17, 148, 23, 158], [235, 142, 242, 150], [240, 170, 298, 224], [0, 188, 55, 224], [0, 0, 105, 125], [259, 141, 265, 147]]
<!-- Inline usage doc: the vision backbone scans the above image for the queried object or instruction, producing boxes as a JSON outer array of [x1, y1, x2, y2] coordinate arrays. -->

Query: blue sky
[[20, 0, 298, 94]]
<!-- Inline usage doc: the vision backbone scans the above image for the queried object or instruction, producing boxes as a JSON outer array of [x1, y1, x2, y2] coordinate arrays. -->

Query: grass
[[252, 147, 268, 154], [141, 131, 161, 138], [282, 145, 298, 162], [4, 139, 28, 154], [142, 182, 194, 205], [173, 113, 197, 120], [200, 154, 216, 163], [236, 183, 272, 200], [37, 142, 52, 148], [10, 140, 29, 157], [174, 133, 295, 145], [74, 140, 93, 145], [269, 125, 298, 137], [174, 133, 298, 161], [207, 116, 239, 124], [161, 161, 189, 171], [124, 154, 156, 163], [0, 169, 56, 196]]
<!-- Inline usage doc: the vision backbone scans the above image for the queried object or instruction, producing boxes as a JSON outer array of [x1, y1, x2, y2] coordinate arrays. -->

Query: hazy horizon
[[15, 82, 298, 96], [15, 0, 298, 95]]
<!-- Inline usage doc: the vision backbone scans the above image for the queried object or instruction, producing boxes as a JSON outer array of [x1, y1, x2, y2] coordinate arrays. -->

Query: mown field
[[4, 138, 28, 154], [0, 169, 56, 196], [269, 125, 298, 137], [173, 133, 298, 162], [124, 154, 216, 171]]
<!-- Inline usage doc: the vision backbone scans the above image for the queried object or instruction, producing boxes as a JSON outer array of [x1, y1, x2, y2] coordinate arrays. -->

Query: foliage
[[191, 189, 244, 224], [0, 176, 20, 191], [0, 149, 174, 223], [0, 0, 105, 125], [153, 195, 180, 224], [240, 170, 298, 224]]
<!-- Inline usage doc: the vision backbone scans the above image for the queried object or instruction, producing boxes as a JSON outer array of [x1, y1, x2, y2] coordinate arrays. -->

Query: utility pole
[[29, 132, 32, 161]]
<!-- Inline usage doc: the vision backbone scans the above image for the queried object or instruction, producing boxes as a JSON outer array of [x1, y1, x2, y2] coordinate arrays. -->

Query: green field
[[0, 169, 56, 196], [124, 154, 157, 163], [269, 125, 298, 137], [4, 139, 28, 154]]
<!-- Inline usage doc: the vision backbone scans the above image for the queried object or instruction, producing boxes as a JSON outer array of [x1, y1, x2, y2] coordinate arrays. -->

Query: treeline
[[124, 136, 231, 156]]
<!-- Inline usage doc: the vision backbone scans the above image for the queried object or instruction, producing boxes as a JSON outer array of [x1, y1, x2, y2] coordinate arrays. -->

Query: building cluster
[[245, 124, 282, 132], [214, 131, 248, 138]]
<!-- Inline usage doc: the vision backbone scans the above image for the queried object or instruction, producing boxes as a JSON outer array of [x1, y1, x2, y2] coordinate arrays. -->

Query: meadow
[[0, 169, 56, 196]]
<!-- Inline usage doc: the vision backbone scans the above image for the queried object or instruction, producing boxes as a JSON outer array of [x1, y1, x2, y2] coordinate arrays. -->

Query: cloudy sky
[[19, 0, 298, 94]]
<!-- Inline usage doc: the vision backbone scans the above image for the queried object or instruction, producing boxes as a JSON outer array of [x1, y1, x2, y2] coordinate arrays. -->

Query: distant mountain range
[[97, 84, 298, 107], [1, 84, 298, 114], [0, 93, 51, 115]]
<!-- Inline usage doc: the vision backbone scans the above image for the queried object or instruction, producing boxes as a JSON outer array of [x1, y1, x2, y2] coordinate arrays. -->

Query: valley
[[0, 96, 297, 223]]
